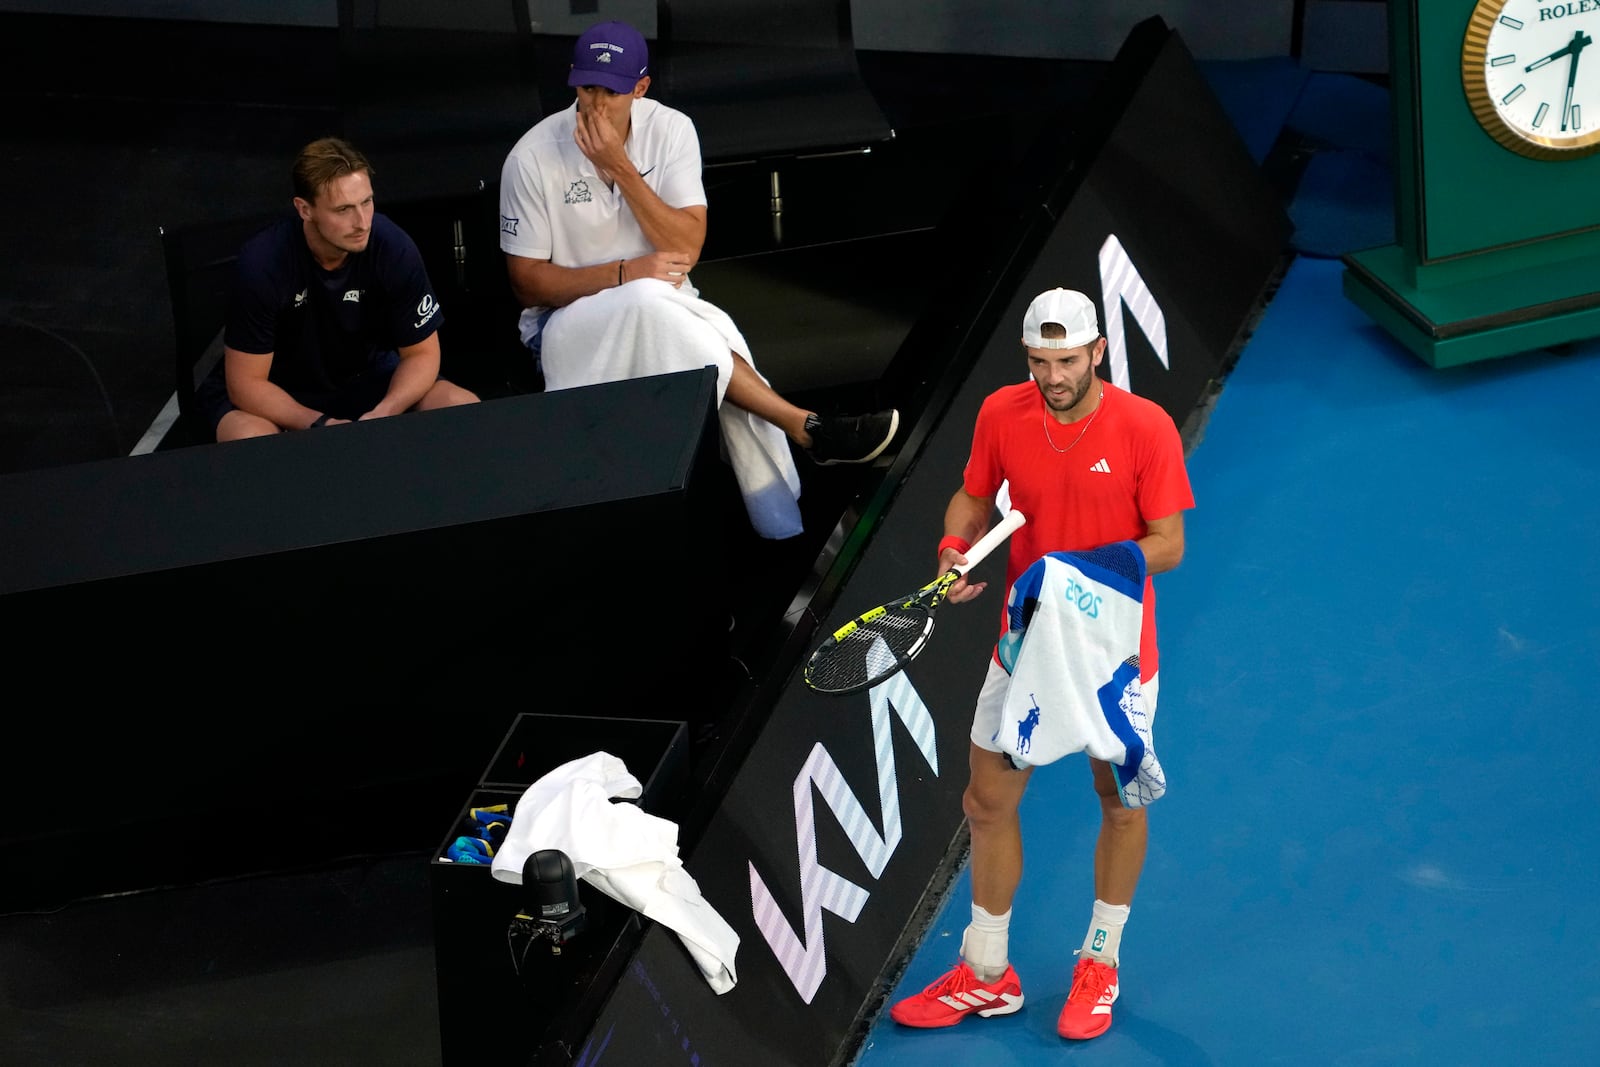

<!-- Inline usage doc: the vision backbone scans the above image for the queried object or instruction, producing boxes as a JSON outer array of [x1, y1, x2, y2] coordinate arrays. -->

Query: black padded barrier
[[0, 369, 726, 910]]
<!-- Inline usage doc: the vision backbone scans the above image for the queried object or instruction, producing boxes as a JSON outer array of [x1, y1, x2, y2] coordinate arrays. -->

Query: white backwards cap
[[1021, 288, 1100, 349]]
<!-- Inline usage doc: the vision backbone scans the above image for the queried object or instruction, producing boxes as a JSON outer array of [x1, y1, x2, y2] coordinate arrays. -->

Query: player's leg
[[545, 286, 897, 463], [197, 360, 280, 440], [889, 661, 1030, 1028], [1059, 673, 1161, 1041], [723, 354, 899, 466], [961, 657, 1035, 982], [722, 354, 810, 439], [965, 741, 1035, 920], [1089, 758, 1148, 908], [1056, 759, 1143, 1040], [215, 409, 282, 440], [352, 352, 477, 414], [415, 378, 480, 410]]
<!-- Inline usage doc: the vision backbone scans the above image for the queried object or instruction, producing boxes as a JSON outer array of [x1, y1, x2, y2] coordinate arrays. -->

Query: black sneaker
[[804, 409, 900, 465]]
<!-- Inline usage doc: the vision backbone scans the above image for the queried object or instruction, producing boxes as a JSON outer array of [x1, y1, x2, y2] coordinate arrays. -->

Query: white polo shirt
[[499, 97, 707, 343]]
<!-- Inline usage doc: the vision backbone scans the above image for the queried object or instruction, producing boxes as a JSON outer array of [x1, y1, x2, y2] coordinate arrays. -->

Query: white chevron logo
[[1099, 233, 1168, 393], [1090, 458, 1111, 474], [939, 989, 1024, 1012]]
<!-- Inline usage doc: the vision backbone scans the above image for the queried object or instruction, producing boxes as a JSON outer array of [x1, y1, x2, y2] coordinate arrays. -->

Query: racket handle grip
[[953, 509, 1026, 574]]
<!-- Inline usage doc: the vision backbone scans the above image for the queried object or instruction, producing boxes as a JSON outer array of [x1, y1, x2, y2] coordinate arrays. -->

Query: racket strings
[[806, 607, 931, 693]]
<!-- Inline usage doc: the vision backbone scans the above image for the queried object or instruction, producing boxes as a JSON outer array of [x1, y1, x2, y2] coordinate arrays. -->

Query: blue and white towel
[[995, 542, 1166, 806]]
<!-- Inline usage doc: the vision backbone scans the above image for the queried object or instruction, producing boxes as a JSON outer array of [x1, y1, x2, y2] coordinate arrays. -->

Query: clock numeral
[[1491, 54, 1516, 67], [1502, 84, 1527, 105], [1534, 102, 1550, 128], [1499, 16, 1524, 30], [1573, 105, 1584, 131]]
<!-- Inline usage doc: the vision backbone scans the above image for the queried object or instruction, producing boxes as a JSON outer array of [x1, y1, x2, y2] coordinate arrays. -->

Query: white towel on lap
[[995, 542, 1166, 806], [541, 280, 804, 539]]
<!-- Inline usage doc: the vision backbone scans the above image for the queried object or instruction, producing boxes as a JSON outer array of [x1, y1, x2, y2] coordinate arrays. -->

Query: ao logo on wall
[[748, 669, 941, 1003]]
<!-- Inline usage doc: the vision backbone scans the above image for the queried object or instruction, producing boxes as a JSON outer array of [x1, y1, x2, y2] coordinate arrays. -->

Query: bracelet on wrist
[[938, 535, 972, 559], [309, 413, 330, 429]]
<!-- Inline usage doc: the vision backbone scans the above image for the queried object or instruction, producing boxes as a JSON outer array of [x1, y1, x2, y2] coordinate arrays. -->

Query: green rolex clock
[[1462, 0, 1600, 160], [1342, 0, 1600, 367]]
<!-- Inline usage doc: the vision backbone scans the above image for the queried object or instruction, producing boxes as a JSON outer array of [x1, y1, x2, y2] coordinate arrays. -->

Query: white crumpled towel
[[490, 750, 740, 993]]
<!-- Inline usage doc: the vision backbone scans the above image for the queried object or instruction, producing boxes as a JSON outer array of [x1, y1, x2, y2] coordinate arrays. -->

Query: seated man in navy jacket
[[199, 136, 478, 439]]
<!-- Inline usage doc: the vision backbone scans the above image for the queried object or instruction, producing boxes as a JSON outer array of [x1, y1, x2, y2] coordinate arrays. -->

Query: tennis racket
[[803, 509, 1027, 696]]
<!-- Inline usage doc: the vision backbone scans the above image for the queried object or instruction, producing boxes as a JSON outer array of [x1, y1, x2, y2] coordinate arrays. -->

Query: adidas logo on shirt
[[1090, 458, 1112, 474]]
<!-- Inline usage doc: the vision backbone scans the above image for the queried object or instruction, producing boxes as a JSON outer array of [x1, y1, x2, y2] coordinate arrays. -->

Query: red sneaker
[[888, 960, 1024, 1028], [1057, 956, 1119, 1039]]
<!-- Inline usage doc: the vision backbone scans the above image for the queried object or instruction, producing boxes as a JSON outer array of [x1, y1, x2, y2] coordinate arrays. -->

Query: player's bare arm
[[941, 488, 996, 603], [505, 254, 617, 310], [224, 347, 347, 429], [506, 248, 705, 309], [361, 332, 441, 420], [506, 249, 700, 308], [572, 88, 707, 261], [1138, 511, 1185, 575]]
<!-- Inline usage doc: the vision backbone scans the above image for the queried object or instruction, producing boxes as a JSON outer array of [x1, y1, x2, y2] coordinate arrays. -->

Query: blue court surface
[[852, 254, 1600, 1065]]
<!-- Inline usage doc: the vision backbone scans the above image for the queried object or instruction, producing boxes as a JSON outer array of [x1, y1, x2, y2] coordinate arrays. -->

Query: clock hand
[[1527, 43, 1573, 73], [1564, 31, 1592, 131], [1527, 30, 1591, 72]]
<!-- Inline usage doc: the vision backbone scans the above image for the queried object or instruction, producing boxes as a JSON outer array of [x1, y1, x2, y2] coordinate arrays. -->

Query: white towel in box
[[491, 750, 740, 993]]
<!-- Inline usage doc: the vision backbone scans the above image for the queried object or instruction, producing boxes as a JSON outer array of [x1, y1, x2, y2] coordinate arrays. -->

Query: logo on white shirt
[[500, 215, 519, 236], [564, 179, 593, 205]]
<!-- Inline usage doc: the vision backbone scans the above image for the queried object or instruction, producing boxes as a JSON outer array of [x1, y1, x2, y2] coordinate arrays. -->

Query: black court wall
[[0, 371, 727, 910], [561, 21, 1291, 1067]]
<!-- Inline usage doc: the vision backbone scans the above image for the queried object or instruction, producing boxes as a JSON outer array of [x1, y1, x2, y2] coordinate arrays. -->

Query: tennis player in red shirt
[[890, 287, 1195, 1040]]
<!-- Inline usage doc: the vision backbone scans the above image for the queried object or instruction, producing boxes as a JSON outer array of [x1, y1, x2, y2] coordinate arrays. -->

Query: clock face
[[1462, 0, 1600, 159]]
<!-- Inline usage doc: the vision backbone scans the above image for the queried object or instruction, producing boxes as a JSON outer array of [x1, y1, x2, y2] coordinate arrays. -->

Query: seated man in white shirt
[[498, 20, 898, 539]]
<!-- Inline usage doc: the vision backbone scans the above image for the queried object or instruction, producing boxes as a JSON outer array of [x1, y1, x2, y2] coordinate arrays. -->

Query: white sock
[[960, 903, 1012, 982], [1081, 900, 1129, 965]]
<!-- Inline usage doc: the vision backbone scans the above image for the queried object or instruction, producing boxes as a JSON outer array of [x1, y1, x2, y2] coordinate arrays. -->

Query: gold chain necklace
[[1043, 387, 1104, 454]]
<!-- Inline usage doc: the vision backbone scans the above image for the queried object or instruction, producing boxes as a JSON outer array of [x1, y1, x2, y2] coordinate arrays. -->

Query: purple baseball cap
[[567, 21, 650, 95]]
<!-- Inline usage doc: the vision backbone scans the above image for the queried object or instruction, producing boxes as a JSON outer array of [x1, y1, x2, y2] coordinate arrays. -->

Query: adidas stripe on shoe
[[888, 960, 1024, 1028], [1056, 956, 1118, 1040]]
